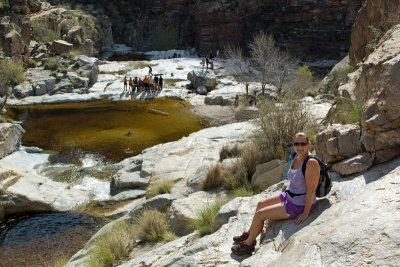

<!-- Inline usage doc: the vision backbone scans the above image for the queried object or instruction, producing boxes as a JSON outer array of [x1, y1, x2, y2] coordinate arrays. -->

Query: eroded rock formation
[[349, 0, 400, 64]]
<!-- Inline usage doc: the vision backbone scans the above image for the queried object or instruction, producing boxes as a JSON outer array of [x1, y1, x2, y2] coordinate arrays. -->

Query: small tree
[[248, 33, 276, 95], [0, 59, 25, 112], [292, 65, 313, 95], [224, 44, 252, 96], [249, 32, 298, 95]]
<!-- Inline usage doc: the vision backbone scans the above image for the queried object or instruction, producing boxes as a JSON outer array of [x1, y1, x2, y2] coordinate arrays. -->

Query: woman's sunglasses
[[293, 142, 308, 147]]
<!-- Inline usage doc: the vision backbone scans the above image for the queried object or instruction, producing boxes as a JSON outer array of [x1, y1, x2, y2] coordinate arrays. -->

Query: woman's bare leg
[[255, 195, 282, 212], [245, 203, 289, 245]]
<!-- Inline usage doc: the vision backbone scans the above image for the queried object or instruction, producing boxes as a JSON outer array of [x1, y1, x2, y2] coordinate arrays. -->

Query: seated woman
[[231, 132, 320, 255]]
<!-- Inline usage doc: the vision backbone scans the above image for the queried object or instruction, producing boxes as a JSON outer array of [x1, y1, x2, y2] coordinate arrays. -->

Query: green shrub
[[325, 98, 363, 125], [320, 66, 357, 94], [73, 61, 81, 68], [146, 179, 174, 199], [0, 59, 25, 86], [150, 25, 178, 51], [44, 56, 61, 71], [61, 68, 68, 75], [30, 20, 60, 43], [337, 99, 362, 124], [28, 59, 38, 68], [0, 0, 10, 15], [233, 178, 260, 198], [189, 200, 226, 236], [88, 220, 135, 267], [50, 71, 58, 78], [256, 95, 314, 161], [219, 143, 241, 161], [63, 49, 82, 59], [134, 210, 176, 243], [201, 164, 226, 191], [295, 65, 313, 93]]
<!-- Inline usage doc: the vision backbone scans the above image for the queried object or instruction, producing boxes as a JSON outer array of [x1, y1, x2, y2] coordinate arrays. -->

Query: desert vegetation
[[0, 59, 25, 111]]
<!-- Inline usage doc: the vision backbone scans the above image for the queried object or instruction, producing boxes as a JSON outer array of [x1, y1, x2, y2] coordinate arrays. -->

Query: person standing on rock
[[158, 75, 163, 90], [147, 65, 153, 76], [123, 76, 127, 91], [129, 77, 133, 92], [143, 75, 149, 92], [206, 56, 210, 70], [231, 132, 320, 255]]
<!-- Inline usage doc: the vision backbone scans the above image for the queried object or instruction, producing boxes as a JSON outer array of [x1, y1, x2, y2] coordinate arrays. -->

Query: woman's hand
[[294, 212, 308, 225]]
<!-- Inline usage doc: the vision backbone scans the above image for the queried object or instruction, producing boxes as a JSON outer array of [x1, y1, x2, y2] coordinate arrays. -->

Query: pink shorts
[[279, 191, 316, 219]]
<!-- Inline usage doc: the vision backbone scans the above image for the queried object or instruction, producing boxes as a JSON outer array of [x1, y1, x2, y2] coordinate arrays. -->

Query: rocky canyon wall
[[48, 0, 363, 59]]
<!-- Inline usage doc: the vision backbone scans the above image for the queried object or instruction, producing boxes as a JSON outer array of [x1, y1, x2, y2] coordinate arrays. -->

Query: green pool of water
[[6, 98, 207, 162]]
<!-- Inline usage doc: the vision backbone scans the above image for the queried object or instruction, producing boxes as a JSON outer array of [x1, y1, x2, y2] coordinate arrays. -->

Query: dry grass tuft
[[146, 179, 174, 199], [134, 210, 176, 243], [201, 163, 226, 190], [219, 143, 241, 161]]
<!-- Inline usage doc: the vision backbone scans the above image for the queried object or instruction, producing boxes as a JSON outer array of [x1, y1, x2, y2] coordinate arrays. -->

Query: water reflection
[[0, 212, 102, 266]]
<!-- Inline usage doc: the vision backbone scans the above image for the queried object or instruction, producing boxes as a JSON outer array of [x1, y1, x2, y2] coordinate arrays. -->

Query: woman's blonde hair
[[294, 132, 309, 143]]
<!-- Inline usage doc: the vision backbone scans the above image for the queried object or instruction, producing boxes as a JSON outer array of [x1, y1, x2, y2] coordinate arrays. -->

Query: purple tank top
[[288, 154, 316, 206]]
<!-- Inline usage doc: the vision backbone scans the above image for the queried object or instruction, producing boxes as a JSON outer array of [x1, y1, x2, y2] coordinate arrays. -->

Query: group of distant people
[[123, 66, 163, 93]]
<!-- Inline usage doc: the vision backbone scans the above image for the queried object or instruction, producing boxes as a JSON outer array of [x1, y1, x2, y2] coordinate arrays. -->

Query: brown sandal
[[231, 241, 255, 255]]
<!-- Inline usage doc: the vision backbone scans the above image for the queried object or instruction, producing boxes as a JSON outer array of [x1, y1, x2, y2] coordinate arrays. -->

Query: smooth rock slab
[[168, 191, 219, 236], [251, 159, 286, 191], [331, 152, 373, 176]]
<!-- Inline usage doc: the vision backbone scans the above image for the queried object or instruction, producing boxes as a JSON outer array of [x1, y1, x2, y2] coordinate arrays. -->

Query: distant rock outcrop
[[92, 0, 362, 59]]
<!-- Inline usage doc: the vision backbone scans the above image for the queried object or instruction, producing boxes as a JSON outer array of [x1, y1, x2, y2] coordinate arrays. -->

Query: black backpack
[[285, 152, 332, 198]]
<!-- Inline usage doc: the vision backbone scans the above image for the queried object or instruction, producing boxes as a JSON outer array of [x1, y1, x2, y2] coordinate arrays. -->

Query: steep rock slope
[[118, 157, 400, 266]]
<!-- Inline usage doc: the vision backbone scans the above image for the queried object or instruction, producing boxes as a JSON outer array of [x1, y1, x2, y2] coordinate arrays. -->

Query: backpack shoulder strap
[[301, 155, 313, 176], [283, 151, 297, 180]]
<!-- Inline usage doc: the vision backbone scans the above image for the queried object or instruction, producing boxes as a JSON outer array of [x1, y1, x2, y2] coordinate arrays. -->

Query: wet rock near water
[[0, 123, 25, 159]]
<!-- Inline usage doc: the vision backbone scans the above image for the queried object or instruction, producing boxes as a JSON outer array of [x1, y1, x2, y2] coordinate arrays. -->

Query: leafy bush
[[325, 98, 363, 125], [320, 66, 357, 94], [134, 210, 176, 243], [63, 49, 82, 59], [256, 95, 314, 161], [44, 56, 61, 71], [0, 59, 25, 110], [61, 68, 68, 75], [0, 0, 10, 15], [337, 99, 362, 124], [30, 20, 60, 43], [73, 61, 81, 68], [201, 163, 226, 191], [150, 25, 178, 51], [88, 220, 135, 267], [189, 200, 226, 236], [50, 71, 58, 78], [146, 179, 174, 199], [28, 59, 38, 68], [219, 143, 241, 161], [295, 65, 313, 91], [233, 178, 260, 198]]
